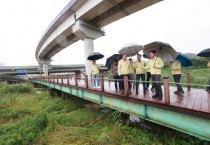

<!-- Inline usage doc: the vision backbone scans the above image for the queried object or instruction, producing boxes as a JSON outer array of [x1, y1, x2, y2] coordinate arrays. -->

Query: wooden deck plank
[[200, 94, 209, 112], [193, 94, 203, 111], [170, 95, 184, 106], [184, 93, 197, 109], [179, 94, 191, 108]]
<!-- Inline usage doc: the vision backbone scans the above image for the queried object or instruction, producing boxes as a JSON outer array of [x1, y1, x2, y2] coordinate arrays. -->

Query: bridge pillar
[[38, 58, 52, 76], [84, 38, 94, 77], [43, 63, 48, 76], [73, 20, 105, 78]]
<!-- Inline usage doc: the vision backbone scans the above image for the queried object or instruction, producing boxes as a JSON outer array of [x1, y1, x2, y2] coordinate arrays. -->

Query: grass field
[[161, 67, 210, 88], [0, 83, 209, 145]]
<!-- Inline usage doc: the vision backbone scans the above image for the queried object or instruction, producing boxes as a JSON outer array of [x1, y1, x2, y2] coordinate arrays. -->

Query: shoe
[[97, 86, 100, 89], [152, 95, 158, 98], [176, 91, 184, 95], [93, 86, 96, 89], [174, 91, 178, 94]]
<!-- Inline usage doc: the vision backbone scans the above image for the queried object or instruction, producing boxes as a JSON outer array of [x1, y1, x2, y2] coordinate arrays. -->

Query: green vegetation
[[0, 83, 209, 144]]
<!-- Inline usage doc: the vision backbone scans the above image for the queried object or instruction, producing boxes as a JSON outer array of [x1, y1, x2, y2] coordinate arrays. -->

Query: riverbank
[[0, 83, 208, 144]]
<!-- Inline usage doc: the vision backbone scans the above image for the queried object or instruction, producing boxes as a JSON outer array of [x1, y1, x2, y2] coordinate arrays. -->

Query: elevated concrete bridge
[[35, 0, 162, 76]]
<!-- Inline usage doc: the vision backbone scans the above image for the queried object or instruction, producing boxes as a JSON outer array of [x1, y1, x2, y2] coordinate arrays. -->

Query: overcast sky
[[0, 0, 210, 66]]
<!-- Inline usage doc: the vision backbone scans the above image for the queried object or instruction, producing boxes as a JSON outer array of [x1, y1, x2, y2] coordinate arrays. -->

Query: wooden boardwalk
[[57, 78, 210, 114]]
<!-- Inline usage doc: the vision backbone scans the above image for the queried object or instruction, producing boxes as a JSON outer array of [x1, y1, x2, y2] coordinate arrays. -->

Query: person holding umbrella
[[110, 59, 119, 91], [143, 50, 164, 100], [92, 60, 101, 89], [143, 54, 155, 91], [170, 60, 184, 95], [118, 54, 132, 94], [133, 54, 146, 95]]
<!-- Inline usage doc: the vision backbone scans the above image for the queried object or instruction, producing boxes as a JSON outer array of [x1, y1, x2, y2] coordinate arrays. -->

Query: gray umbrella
[[118, 43, 143, 57], [143, 41, 178, 62]]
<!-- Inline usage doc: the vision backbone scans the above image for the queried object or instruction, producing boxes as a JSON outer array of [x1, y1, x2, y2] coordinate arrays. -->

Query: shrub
[[0, 112, 48, 145], [0, 83, 33, 95]]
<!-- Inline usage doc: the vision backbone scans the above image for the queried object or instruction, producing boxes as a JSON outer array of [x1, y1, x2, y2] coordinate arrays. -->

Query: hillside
[[184, 53, 200, 59]]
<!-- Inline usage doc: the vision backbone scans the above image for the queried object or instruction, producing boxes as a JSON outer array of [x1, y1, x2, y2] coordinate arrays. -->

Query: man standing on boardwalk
[[143, 50, 164, 100], [134, 54, 146, 95], [92, 60, 101, 89], [118, 54, 131, 95], [171, 60, 184, 95], [110, 59, 119, 92]]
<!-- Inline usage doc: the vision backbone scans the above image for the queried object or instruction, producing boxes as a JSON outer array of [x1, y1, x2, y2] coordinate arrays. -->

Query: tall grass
[[0, 83, 33, 95], [0, 83, 209, 144], [0, 112, 48, 145]]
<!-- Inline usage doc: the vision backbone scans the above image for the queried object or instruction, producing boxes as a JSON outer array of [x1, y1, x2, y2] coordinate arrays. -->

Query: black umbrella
[[87, 52, 104, 60], [105, 54, 122, 69], [197, 48, 210, 57]]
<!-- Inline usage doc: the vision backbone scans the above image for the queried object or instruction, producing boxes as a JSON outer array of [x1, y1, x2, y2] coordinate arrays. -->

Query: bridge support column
[[73, 20, 105, 78], [43, 63, 48, 76], [38, 58, 52, 76], [84, 38, 94, 77]]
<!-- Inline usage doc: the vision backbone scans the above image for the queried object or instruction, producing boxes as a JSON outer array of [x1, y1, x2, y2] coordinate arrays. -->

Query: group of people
[[114, 50, 165, 100], [91, 50, 210, 100], [110, 50, 186, 100]]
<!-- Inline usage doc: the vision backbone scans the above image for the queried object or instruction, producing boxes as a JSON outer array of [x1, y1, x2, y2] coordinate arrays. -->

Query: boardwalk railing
[[33, 72, 210, 106]]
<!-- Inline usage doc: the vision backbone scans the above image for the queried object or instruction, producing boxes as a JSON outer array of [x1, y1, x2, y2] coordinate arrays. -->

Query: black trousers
[[113, 75, 120, 90], [151, 75, 163, 98], [173, 74, 184, 92], [207, 80, 210, 91], [146, 72, 151, 88], [136, 74, 146, 93], [146, 72, 154, 89], [119, 74, 131, 91]]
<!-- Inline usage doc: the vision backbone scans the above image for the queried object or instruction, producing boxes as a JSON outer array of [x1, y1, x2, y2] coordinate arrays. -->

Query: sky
[[0, 0, 210, 66]]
